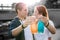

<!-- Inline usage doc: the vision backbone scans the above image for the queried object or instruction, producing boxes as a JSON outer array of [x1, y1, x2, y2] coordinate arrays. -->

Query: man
[[8, 2, 31, 40]]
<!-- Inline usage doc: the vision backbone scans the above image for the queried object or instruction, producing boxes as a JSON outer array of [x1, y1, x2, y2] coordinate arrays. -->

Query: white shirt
[[20, 20, 54, 40]]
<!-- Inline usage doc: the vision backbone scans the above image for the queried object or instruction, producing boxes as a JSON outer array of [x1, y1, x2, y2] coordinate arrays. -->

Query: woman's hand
[[38, 16, 49, 26], [41, 17, 48, 26]]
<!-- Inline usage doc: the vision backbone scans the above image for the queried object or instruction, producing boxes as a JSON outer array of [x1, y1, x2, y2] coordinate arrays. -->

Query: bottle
[[30, 21, 37, 34], [37, 20, 44, 33]]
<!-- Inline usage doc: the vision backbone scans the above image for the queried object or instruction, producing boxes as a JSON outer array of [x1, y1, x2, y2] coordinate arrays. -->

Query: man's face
[[22, 5, 28, 17], [18, 5, 28, 18]]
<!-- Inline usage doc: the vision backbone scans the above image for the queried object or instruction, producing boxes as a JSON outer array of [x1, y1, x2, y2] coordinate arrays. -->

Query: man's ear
[[17, 9, 22, 13], [17, 9, 19, 13]]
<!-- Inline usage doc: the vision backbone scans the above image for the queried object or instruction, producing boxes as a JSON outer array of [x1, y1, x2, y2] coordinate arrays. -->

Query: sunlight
[[0, 0, 41, 6], [21, 0, 40, 6]]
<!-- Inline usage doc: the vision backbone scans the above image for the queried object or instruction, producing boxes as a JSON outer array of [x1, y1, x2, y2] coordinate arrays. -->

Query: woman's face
[[34, 8, 43, 19]]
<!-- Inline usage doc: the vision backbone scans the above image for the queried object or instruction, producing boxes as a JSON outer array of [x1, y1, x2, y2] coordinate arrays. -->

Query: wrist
[[22, 24, 27, 29], [21, 24, 25, 29], [45, 22, 49, 27]]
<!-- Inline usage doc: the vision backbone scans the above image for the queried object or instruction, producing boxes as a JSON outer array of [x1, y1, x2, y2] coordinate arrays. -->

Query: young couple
[[8, 2, 56, 40]]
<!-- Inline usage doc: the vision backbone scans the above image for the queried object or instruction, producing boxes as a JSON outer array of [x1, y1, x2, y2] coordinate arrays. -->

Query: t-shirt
[[24, 20, 54, 40]]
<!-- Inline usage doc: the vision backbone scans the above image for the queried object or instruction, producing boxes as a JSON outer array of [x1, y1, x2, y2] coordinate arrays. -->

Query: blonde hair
[[15, 2, 26, 13]]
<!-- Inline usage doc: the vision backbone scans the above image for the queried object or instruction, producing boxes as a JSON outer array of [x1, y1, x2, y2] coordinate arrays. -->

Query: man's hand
[[23, 16, 36, 28]]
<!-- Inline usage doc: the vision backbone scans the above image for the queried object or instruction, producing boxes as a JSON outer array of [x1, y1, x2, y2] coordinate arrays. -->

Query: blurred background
[[0, 0, 60, 40]]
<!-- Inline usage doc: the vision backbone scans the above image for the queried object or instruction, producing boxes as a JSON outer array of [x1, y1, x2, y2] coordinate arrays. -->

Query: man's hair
[[15, 2, 26, 13]]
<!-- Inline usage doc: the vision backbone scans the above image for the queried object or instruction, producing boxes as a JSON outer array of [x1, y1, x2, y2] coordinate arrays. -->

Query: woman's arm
[[41, 17, 56, 34], [46, 20, 56, 34]]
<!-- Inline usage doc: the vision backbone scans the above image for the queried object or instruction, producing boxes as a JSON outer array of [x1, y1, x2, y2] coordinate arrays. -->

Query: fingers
[[38, 16, 48, 25]]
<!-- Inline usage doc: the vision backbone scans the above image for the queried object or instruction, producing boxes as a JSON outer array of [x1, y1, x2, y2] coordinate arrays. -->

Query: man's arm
[[11, 24, 23, 36], [9, 18, 29, 37], [8, 17, 25, 37]]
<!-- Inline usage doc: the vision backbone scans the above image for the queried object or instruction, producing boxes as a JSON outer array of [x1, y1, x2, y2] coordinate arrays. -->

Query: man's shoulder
[[14, 16, 19, 20], [10, 16, 20, 24], [9, 16, 21, 28], [11, 16, 19, 22]]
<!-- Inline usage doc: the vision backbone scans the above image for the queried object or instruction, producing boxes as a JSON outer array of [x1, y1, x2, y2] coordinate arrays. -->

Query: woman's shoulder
[[49, 20, 54, 23], [49, 20, 55, 27]]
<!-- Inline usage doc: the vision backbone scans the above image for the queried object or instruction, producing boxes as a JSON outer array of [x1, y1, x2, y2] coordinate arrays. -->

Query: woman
[[32, 5, 56, 40]]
